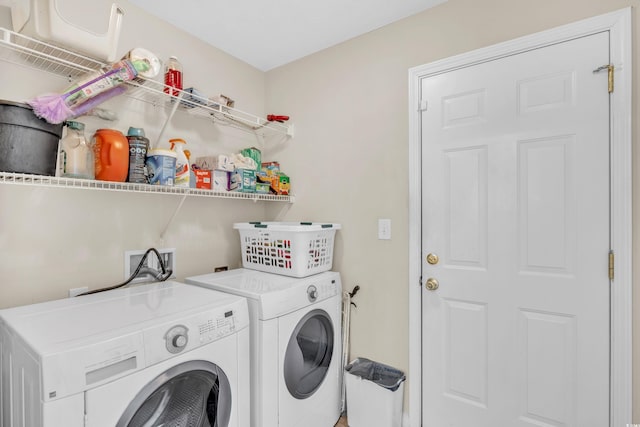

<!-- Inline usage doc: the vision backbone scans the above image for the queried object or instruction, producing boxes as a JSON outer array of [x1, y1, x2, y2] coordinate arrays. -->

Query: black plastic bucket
[[0, 100, 64, 176]]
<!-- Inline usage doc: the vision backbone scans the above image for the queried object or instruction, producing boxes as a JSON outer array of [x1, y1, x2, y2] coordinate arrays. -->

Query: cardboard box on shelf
[[262, 161, 280, 175], [231, 168, 256, 193], [196, 155, 233, 172], [271, 173, 290, 195], [193, 169, 212, 189], [255, 182, 270, 194], [213, 170, 231, 191]]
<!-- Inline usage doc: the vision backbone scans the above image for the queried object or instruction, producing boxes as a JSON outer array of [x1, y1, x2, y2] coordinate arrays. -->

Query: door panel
[[421, 31, 610, 427]]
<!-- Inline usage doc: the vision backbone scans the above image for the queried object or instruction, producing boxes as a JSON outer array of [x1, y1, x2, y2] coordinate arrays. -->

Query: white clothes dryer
[[0, 281, 250, 427], [186, 269, 342, 427]]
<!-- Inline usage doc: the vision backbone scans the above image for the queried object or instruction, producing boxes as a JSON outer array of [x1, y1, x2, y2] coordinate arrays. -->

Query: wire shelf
[[0, 27, 105, 79], [0, 172, 293, 202], [0, 27, 294, 137], [124, 78, 294, 137]]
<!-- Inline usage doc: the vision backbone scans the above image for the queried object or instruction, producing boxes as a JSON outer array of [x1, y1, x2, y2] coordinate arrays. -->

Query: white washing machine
[[0, 281, 250, 427], [186, 268, 342, 427]]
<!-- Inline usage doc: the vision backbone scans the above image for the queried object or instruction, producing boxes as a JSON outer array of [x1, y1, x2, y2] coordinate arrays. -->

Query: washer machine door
[[283, 308, 334, 399], [117, 360, 232, 427]]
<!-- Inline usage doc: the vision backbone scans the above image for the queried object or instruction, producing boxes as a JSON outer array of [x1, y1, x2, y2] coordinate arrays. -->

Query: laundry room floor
[[334, 415, 348, 427]]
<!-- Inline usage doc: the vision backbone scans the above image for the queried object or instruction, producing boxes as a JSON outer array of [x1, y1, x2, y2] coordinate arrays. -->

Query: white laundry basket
[[345, 358, 405, 427], [234, 222, 340, 278]]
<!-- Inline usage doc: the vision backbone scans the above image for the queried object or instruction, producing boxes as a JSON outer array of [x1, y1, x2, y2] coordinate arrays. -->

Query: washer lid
[[185, 269, 341, 320], [0, 281, 243, 355]]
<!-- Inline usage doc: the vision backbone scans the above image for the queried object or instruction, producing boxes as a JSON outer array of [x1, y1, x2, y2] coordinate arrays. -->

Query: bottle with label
[[163, 56, 183, 97], [169, 138, 190, 187], [126, 127, 149, 183], [93, 128, 129, 182], [60, 121, 94, 179]]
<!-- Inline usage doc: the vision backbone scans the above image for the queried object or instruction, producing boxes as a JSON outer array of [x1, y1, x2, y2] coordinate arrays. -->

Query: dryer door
[[283, 308, 334, 399], [116, 360, 232, 427]]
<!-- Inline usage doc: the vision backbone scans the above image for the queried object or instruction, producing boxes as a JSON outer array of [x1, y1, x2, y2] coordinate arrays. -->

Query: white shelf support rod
[[159, 191, 189, 241], [154, 92, 183, 149]]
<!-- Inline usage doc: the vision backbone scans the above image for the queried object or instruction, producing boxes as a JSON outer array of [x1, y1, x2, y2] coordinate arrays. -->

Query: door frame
[[408, 8, 632, 427]]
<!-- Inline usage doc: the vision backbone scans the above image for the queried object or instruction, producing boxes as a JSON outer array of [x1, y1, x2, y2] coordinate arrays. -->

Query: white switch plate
[[378, 218, 391, 240]]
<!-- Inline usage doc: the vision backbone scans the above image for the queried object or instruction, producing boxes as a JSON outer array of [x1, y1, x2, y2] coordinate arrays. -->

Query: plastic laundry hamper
[[345, 358, 406, 427], [234, 222, 341, 278]]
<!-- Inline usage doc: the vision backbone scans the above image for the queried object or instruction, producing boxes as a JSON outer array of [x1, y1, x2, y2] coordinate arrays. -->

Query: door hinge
[[419, 99, 428, 111], [593, 64, 614, 93], [608, 250, 615, 280]]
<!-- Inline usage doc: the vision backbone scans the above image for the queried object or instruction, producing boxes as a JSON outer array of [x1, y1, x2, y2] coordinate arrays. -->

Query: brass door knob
[[426, 253, 439, 265], [425, 278, 439, 291]]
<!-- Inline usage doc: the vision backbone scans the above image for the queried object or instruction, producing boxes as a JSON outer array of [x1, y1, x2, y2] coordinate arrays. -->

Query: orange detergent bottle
[[93, 128, 129, 182]]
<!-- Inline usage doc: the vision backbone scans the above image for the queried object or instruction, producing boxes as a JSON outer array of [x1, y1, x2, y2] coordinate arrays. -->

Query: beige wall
[[0, 0, 638, 421], [265, 0, 639, 419], [0, 0, 272, 308]]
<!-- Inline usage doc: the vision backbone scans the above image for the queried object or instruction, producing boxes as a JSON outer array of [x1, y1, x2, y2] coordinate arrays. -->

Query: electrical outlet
[[124, 248, 176, 283]]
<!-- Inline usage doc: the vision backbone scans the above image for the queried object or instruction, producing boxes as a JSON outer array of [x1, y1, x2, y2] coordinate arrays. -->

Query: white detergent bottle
[[169, 138, 190, 187]]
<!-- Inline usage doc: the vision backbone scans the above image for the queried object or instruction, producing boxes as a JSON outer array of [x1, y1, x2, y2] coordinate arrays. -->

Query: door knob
[[425, 278, 439, 291], [426, 253, 439, 265]]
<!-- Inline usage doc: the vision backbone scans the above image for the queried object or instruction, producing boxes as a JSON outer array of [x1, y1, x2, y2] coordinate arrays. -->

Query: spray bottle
[[169, 138, 190, 187]]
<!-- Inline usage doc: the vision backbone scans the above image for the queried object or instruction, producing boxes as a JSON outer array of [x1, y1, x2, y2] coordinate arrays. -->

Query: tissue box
[[193, 169, 212, 189], [196, 155, 233, 172], [231, 168, 256, 193], [213, 170, 231, 191]]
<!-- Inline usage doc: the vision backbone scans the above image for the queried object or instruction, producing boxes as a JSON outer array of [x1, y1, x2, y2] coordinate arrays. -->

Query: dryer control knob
[[165, 325, 189, 354], [307, 285, 318, 302]]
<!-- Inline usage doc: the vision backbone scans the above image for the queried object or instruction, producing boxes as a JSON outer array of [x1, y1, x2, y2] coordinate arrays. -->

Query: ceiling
[[129, 0, 447, 71]]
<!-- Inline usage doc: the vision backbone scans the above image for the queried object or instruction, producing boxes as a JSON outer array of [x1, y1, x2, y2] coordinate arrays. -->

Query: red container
[[163, 56, 183, 97], [93, 128, 129, 182]]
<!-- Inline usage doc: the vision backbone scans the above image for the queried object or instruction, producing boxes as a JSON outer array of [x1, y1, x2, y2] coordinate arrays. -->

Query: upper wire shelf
[[0, 26, 104, 79], [0, 27, 294, 137], [124, 78, 294, 137]]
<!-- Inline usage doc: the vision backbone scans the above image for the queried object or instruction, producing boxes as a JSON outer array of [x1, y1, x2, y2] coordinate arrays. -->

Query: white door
[[421, 32, 610, 427]]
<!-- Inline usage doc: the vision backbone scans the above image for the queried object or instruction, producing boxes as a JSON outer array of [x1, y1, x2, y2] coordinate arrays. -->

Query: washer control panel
[[164, 325, 189, 354], [197, 310, 236, 344], [309, 278, 338, 301], [143, 297, 248, 367]]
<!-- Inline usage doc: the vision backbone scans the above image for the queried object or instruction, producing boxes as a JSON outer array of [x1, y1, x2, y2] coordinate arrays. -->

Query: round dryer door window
[[283, 309, 334, 399], [117, 360, 232, 427]]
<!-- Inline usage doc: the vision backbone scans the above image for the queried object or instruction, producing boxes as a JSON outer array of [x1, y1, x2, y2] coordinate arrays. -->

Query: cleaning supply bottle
[[60, 121, 94, 179], [126, 127, 149, 183], [93, 128, 129, 182], [169, 138, 190, 187]]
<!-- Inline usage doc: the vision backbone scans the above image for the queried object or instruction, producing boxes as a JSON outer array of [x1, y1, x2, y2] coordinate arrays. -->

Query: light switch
[[378, 218, 391, 240]]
